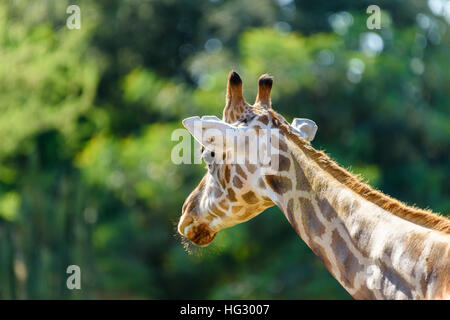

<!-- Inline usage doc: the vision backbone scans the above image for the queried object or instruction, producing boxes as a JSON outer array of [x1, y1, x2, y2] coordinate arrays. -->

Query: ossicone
[[254, 74, 273, 108]]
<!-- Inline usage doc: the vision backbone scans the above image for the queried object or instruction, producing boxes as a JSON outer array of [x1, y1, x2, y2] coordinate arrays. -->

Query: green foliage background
[[0, 0, 448, 299]]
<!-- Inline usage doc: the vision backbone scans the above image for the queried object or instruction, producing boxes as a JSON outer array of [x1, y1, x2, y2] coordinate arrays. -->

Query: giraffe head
[[178, 71, 318, 246]]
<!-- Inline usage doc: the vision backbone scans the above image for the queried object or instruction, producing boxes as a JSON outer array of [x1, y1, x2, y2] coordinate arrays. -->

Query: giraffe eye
[[202, 149, 215, 165]]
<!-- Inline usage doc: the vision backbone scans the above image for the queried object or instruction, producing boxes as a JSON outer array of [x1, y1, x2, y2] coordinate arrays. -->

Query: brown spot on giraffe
[[310, 242, 334, 277], [233, 176, 243, 189], [338, 197, 359, 219], [224, 165, 231, 183], [242, 191, 259, 204], [218, 199, 230, 211], [246, 162, 257, 174], [330, 229, 364, 289], [259, 115, 269, 125], [317, 196, 339, 222], [210, 203, 226, 218], [285, 199, 300, 234], [299, 197, 325, 238], [265, 175, 292, 195], [276, 154, 291, 172], [271, 134, 288, 152], [235, 165, 247, 180], [227, 188, 237, 202], [347, 217, 372, 259], [253, 125, 262, 135], [292, 157, 312, 191], [258, 177, 266, 189], [378, 254, 415, 299], [217, 165, 222, 181]]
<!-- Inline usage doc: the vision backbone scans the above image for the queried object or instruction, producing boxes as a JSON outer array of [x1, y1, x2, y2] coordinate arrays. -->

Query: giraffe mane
[[267, 108, 450, 234]]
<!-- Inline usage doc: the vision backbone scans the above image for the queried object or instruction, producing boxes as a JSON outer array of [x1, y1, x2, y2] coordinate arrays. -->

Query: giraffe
[[177, 71, 450, 300]]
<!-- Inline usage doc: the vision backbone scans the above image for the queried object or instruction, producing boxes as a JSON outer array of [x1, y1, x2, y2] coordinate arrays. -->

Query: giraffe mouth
[[182, 222, 217, 247]]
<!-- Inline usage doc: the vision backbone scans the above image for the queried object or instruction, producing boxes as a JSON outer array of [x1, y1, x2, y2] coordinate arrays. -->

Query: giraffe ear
[[182, 116, 238, 153], [291, 118, 318, 142]]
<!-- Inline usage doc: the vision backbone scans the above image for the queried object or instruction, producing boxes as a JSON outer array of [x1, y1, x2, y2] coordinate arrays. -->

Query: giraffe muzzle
[[178, 215, 216, 247], [186, 222, 217, 247]]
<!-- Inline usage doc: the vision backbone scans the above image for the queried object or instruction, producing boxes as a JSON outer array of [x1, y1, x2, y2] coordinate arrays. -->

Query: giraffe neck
[[264, 138, 450, 300]]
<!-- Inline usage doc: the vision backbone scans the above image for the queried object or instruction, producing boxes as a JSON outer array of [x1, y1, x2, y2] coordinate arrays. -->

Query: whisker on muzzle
[[172, 220, 201, 256]]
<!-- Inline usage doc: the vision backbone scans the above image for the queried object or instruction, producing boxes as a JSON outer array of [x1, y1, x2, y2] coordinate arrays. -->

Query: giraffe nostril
[[178, 215, 194, 236]]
